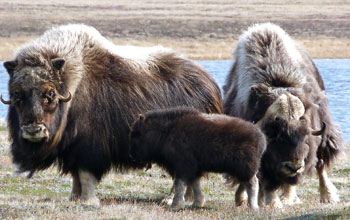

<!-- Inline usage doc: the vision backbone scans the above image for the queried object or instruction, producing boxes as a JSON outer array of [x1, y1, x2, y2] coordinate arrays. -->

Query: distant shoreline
[[1, 37, 350, 61]]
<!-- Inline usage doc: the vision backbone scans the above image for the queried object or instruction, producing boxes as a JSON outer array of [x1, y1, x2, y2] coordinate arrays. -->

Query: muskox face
[[129, 114, 161, 163], [2, 58, 71, 144], [260, 114, 309, 182], [250, 84, 323, 183]]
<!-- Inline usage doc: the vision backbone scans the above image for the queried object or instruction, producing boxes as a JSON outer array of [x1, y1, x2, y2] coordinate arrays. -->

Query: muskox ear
[[51, 58, 65, 72], [3, 60, 18, 75], [251, 83, 270, 95]]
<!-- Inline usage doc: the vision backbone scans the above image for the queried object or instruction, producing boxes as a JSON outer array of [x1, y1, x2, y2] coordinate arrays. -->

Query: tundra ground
[[0, 127, 349, 219]]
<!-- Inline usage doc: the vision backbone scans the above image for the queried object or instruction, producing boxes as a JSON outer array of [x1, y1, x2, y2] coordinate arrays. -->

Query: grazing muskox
[[1, 24, 223, 204], [223, 23, 343, 207], [129, 107, 266, 210]]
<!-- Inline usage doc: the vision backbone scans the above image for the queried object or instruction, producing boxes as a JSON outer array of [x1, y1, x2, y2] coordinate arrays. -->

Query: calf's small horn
[[59, 92, 72, 102], [0, 95, 11, 105], [312, 122, 326, 136]]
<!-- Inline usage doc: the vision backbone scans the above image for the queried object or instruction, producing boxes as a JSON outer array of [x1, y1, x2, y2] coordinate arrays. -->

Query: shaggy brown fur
[[223, 23, 343, 206], [129, 107, 266, 210], [2, 24, 223, 201]]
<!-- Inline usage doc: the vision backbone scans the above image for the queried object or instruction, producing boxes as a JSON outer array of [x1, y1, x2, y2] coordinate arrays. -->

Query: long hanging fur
[[6, 24, 223, 180], [223, 23, 342, 170]]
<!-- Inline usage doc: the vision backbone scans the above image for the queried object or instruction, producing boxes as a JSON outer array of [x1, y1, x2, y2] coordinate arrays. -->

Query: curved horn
[[312, 122, 326, 136], [0, 95, 11, 105], [59, 92, 72, 102]]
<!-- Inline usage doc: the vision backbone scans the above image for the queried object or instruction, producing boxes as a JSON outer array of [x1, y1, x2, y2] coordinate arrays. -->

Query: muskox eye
[[13, 91, 22, 102], [48, 89, 55, 98]]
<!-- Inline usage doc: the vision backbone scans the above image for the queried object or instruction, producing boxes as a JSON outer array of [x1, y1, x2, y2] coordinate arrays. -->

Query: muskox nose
[[26, 125, 43, 135], [280, 161, 305, 176], [21, 123, 48, 142]]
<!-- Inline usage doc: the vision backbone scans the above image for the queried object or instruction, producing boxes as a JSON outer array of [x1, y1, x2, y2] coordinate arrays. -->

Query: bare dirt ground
[[0, 0, 350, 60]]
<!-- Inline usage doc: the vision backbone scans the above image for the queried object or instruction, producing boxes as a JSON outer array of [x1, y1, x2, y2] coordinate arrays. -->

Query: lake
[[0, 60, 349, 142]]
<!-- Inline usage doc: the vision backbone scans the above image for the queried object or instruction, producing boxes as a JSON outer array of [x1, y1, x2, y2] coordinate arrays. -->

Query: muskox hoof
[[320, 190, 340, 203], [161, 195, 175, 206], [170, 201, 185, 211], [249, 203, 259, 211], [281, 194, 302, 205], [192, 197, 205, 208], [69, 193, 79, 202], [270, 199, 283, 209], [79, 196, 101, 207], [281, 186, 302, 205]]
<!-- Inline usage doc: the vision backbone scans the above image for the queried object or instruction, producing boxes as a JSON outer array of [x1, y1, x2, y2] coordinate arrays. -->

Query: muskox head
[[248, 84, 324, 183], [2, 58, 72, 144], [129, 114, 161, 164]]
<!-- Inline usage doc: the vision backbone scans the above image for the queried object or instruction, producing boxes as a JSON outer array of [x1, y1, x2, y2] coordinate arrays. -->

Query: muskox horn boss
[[59, 92, 72, 102], [312, 122, 326, 136], [0, 94, 11, 105]]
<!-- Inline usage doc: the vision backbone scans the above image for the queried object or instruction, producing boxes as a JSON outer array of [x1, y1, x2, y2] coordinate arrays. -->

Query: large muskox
[[129, 107, 266, 210], [1, 24, 223, 203], [223, 23, 343, 207]]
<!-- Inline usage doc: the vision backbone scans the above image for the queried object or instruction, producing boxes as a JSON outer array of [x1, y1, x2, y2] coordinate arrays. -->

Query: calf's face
[[253, 89, 322, 183], [129, 115, 160, 163], [260, 115, 309, 182]]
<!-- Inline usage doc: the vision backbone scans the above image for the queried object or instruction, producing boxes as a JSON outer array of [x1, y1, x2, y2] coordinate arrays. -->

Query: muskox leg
[[258, 183, 265, 206], [281, 184, 302, 205], [161, 182, 194, 205], [69, 173, 82, 201], [246, 174, 259, 210], [184, 185, 194, 202], [191, 178, 205, 208], [263, 182, 283, 208], [317, 160, 339, 203], [265, 190, 283, 208], [78, 170, 100, 205], [170, 178, 186, 211], [235, 183, 248, 206]]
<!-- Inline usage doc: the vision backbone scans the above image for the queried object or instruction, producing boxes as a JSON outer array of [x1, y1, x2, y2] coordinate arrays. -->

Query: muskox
[[223, 23, 343, 207], [129, 107, 266, 210], [1, 24, 223, 204]]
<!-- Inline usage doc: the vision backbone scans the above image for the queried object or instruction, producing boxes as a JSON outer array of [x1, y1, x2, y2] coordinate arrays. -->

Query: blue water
[[1, 60, 349, 142]]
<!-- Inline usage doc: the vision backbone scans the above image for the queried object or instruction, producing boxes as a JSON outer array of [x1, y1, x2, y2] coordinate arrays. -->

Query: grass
[[0, 128, 349, 219]]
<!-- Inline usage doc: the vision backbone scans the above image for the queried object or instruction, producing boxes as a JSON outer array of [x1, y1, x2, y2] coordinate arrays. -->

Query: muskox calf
[[129, 107, 266, 210]]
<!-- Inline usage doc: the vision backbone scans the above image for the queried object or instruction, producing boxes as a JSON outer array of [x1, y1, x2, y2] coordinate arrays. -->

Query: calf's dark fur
[[129, 107, 266, 210]]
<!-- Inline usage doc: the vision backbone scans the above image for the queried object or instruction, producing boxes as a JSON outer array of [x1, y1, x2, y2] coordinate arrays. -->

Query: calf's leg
[[246, 174, 259, 210], [262, 181, 283, 208], [191, 178, 205, 208], [161, 181, 194, 205], [281, 184, 301, 205], [171, 178, 186, 211], [235, 183, 248, 206], [258, 182, 265, 206], [317, 160, 339, 203]]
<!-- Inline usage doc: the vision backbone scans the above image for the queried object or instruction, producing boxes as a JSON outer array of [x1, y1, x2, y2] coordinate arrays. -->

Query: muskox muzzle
[[21, 123, 48, 142], [279, 160, 305, 177]]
